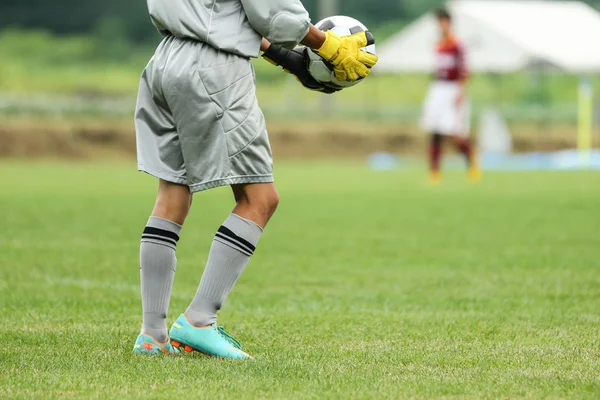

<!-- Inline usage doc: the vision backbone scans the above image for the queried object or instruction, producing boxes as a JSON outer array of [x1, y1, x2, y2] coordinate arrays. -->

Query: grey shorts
[[135, 36, 274, 192]]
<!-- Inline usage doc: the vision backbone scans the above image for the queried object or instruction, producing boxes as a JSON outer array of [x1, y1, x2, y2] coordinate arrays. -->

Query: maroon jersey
[[434, 37, 468, 81]]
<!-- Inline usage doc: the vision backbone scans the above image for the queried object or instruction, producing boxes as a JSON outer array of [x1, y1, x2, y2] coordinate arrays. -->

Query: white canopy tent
[[375, 0, 600, 74]]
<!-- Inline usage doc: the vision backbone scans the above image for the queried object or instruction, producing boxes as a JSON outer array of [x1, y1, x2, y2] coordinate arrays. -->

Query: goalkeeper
[[133, 0, 378, 358]]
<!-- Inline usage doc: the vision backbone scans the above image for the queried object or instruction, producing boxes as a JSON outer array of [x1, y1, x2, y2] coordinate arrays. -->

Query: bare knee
[[238, 187, 279, 220], [253, 189, 280, 218], [232, 183, 279, 228], [152, 180, 192, 225]]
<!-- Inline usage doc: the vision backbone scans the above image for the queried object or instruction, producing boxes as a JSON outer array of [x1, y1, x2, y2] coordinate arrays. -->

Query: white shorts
[[421, 81, 471, 137]]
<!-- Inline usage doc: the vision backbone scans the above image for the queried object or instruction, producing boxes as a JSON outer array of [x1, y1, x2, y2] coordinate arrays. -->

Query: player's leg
[[451, 135, 473, 167], [451, 135, 480, 182], [184, 182, 278, 325], [451, 99, 480, 181], [137, 180, 190, 347], [170, 183, 278, 358], [162, 40, 275, 359], [422, 82, 445, 183], [429, 132, 443, 183], [133, 37, 189, 354]]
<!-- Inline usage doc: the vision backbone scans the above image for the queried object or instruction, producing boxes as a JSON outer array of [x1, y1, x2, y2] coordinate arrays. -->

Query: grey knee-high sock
[[186, 213, 263, 326], [140, 217, 182, 342]]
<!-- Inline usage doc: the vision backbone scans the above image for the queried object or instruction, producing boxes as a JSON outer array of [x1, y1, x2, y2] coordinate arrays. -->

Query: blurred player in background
[[421, 8, 480, 183], [132, 0, 377, 359]]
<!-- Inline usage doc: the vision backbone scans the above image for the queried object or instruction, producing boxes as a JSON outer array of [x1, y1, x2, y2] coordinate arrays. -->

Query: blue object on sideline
[[368, 153, 401, 171], [481, 149, 600, 171]]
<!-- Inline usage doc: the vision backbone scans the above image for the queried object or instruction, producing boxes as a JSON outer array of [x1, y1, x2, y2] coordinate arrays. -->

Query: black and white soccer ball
[[306, 16, 377, 89]]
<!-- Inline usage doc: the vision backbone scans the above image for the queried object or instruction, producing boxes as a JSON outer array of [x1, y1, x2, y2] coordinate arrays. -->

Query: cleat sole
[[171, 340, 249, 359]]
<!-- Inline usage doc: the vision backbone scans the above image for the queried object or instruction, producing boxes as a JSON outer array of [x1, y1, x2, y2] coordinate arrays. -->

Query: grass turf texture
[[1, 161, 599, 399]]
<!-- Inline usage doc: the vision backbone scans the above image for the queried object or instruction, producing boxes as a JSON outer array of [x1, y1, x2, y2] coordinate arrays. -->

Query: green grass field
[[1, 161, 599, 399]]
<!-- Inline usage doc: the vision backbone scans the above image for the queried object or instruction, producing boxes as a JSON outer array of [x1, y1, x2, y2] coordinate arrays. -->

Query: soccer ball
[[306, 16, 377, 89]]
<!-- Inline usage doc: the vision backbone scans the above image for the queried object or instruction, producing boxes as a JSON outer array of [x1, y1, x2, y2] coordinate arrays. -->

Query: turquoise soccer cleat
[[169, 314, 252, 360], [133, 334, 180, 355]]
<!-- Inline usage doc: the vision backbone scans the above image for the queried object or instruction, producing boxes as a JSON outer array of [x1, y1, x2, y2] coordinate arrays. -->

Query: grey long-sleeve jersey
[[147, 0, 310, 58]]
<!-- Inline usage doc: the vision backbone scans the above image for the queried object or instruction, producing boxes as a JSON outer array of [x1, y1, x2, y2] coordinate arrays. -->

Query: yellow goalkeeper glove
[[316, 30, 378, 82]]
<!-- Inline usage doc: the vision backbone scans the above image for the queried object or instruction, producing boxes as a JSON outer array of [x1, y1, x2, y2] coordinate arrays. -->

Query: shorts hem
[[189, 175, 274, 193], [138, 165, 274, 193], [138, 165, 188, 185]]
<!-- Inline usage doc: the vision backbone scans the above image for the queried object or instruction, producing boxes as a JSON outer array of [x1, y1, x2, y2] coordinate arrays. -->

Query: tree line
[[1, 0, 600, 42]]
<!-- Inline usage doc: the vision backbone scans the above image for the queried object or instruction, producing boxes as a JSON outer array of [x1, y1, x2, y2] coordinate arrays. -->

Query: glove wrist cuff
[[262, 45, 281, 65], [316, 31, 340, 61]]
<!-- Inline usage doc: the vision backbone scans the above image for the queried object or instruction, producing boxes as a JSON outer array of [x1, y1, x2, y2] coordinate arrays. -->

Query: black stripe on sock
[[217, 226, 256, 253], [141, 234, 178, 247], [214, 233, 253, 256], [143, 227, 180, 242]]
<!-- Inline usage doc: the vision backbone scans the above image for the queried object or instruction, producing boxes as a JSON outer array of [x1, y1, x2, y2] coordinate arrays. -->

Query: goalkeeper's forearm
[[260, 25, 325, 53], [300, 25, 326, 49], [260, 38, 271, 52]]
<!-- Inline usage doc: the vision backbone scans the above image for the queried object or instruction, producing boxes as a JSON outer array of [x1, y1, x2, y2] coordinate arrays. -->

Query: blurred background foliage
[[0, 0, 599, 128], [2, 0, 600, 43]]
